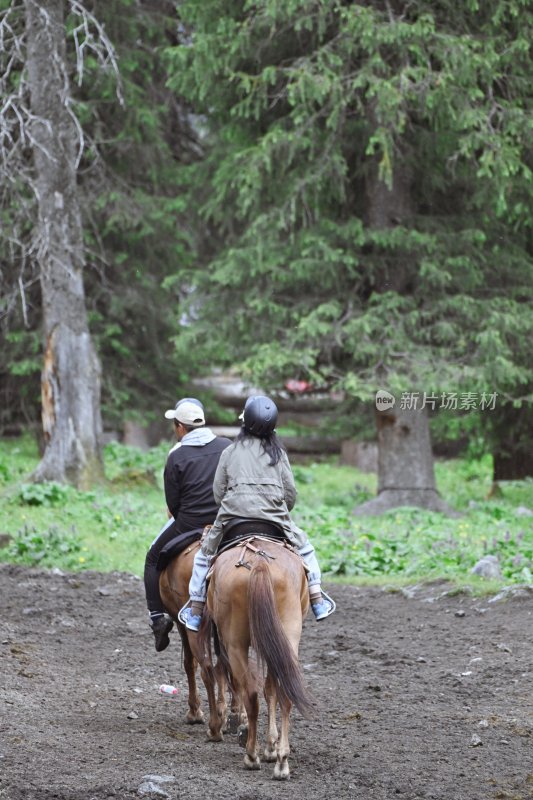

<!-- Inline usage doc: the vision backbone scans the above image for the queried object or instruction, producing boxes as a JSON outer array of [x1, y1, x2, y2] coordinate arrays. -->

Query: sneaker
[[151, 615, 173, 652], [311, 592, 336, 621], [178, 606, 202, 632]]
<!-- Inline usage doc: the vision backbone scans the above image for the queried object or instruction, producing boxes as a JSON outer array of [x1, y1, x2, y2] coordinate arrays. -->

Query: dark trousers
[[144, 515, 211, 615]]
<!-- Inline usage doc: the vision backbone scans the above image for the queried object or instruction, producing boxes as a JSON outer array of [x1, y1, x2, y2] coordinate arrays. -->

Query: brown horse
[[200, 536, 314, 779], [159, 541, 228, 740]]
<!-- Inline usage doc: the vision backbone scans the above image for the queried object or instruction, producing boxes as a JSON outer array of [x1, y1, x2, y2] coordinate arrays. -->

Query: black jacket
[[164, 436, 232, 531]]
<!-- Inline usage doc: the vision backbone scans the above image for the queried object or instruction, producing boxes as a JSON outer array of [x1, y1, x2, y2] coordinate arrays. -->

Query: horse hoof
[[185, 712, 205, 725], [273, 763, 290, 780], [185, 714, 205, 725], [226, 712, 241, 734], [237, 724, 248, 748], [244, 755, 261, 770], [206, 730, 224, 743], [263, 747, 277, 763]]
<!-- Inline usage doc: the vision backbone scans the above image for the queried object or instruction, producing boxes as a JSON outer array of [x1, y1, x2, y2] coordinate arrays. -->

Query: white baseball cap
[[164, 398, 205, 427]]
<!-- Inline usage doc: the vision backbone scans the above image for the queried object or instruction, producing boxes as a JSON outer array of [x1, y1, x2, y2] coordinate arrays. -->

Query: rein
[[234, 537, 277, 570]]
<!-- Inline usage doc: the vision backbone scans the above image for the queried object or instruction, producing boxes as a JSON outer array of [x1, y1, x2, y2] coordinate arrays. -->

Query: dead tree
[[0, 0, 123, 485], [22, 0, 104, 487]]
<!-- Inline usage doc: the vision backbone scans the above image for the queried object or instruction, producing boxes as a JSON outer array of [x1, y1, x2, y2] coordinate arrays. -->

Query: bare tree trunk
[[491, 402, 533, 481], [354, 139, 455, 515], [354, 406, 456, 516], [25, 0, 103, 488]]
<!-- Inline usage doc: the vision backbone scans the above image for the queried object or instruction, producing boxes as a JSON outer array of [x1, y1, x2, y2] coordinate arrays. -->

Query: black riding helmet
[[240, 395, 278, 436]]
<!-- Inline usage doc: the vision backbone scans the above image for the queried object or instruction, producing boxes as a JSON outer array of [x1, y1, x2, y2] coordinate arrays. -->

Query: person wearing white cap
[[144, 397, 231, 652]]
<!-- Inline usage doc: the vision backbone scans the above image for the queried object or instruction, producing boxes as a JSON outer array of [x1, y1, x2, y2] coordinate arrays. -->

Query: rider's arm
[[163, 456, 181, 519], [280, 453, 297, 511], [213, 448, 229, 506]]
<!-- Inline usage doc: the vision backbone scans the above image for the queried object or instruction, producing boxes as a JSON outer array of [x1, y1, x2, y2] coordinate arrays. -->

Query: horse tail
[[248, 559, 314, 718]]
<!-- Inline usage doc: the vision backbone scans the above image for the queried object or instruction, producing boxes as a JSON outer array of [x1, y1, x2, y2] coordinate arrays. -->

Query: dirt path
[[1, 563, 532, 800]]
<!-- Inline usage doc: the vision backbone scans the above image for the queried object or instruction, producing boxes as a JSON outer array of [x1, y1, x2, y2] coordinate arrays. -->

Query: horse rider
[[143, 397, 232, 651], [179, 394, 336, 632]]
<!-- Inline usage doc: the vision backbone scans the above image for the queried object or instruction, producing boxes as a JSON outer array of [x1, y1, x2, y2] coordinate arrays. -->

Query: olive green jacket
[[200, 437, 307, 556]]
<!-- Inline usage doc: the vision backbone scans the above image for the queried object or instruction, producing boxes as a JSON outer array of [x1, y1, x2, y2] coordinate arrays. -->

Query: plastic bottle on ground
[[159, 684, 179, 697]]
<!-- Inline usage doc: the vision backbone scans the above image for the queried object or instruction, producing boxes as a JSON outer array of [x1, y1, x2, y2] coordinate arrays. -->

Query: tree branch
[[69, 0, 124, 106]]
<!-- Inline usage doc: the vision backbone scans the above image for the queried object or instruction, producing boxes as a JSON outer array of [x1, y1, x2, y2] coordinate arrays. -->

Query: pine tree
[[166, 0, 533, 505]]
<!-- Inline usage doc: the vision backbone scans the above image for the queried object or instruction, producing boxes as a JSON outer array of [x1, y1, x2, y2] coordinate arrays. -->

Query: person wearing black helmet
[[179, 395, 335, 631]]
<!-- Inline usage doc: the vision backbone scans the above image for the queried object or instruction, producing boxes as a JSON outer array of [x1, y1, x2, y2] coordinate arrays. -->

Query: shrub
[[18, 482, 70, 507], [3, 524, 88, 569]]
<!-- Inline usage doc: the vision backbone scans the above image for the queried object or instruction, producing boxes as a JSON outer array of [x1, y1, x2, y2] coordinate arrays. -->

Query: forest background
[[0, 0, 532, 584]]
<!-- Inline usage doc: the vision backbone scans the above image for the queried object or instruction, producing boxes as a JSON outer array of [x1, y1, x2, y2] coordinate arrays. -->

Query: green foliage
[[0, 436, 531, 586], [2, 525, 86, 570], [0, 1, 199, 433], [3, 0, 531, 467], [0, 324, 42, 432], [0, 436, 164, 574], [164, 0, 533, 435], [72, 0, 201, 428], [293, 458, 533, 584], [302, 506, 533, 584], [0, 461, 10, 483], [103, 440, 167, 485], [17, 482, 70, 507]]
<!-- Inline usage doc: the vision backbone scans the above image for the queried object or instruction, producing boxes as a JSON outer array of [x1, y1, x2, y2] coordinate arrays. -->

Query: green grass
[[0, 437, 168, 574], [292, 457, 533, 587], [0, 435, 532, 589]]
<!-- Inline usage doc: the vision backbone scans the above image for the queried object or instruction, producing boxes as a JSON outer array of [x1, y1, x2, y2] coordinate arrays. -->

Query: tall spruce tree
[[73, 0, 200, 431], [166, 0, 533, 507]]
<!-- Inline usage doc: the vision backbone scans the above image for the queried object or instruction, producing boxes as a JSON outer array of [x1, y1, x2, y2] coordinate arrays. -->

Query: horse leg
[[180, 629, 204, 725], [273, 699, 292, 780], [214, 659, 229, 732], [197, 657, 224, 742], [242, 685, 260, 770], [187, 625, 224, 742], [263, 672, 278, 763], [229, 645, 260, 770], [160, 550, 207, 726], [225, 684, 246, 734]]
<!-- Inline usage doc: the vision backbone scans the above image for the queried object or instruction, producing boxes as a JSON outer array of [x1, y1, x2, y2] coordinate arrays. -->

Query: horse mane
[[248, 559, 314, 718]]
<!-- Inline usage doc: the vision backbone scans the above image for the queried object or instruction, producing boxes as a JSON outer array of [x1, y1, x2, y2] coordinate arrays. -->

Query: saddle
[[218, 517, 287, 553], [212, 518, 305, 573], [156, 527, 203, 570]]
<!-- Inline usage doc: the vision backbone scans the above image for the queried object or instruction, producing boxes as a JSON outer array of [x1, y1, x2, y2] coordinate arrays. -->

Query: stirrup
[[311, 590, 336, 621], [178, 601, 202, 631], [177, 600, 191, 626]]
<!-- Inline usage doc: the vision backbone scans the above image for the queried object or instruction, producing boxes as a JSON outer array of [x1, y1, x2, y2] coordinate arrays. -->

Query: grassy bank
[[0, 435, 532, 587]]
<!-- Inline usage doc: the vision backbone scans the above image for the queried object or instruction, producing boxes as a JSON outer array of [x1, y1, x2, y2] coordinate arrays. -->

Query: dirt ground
[[1, 563, 532, 800]]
